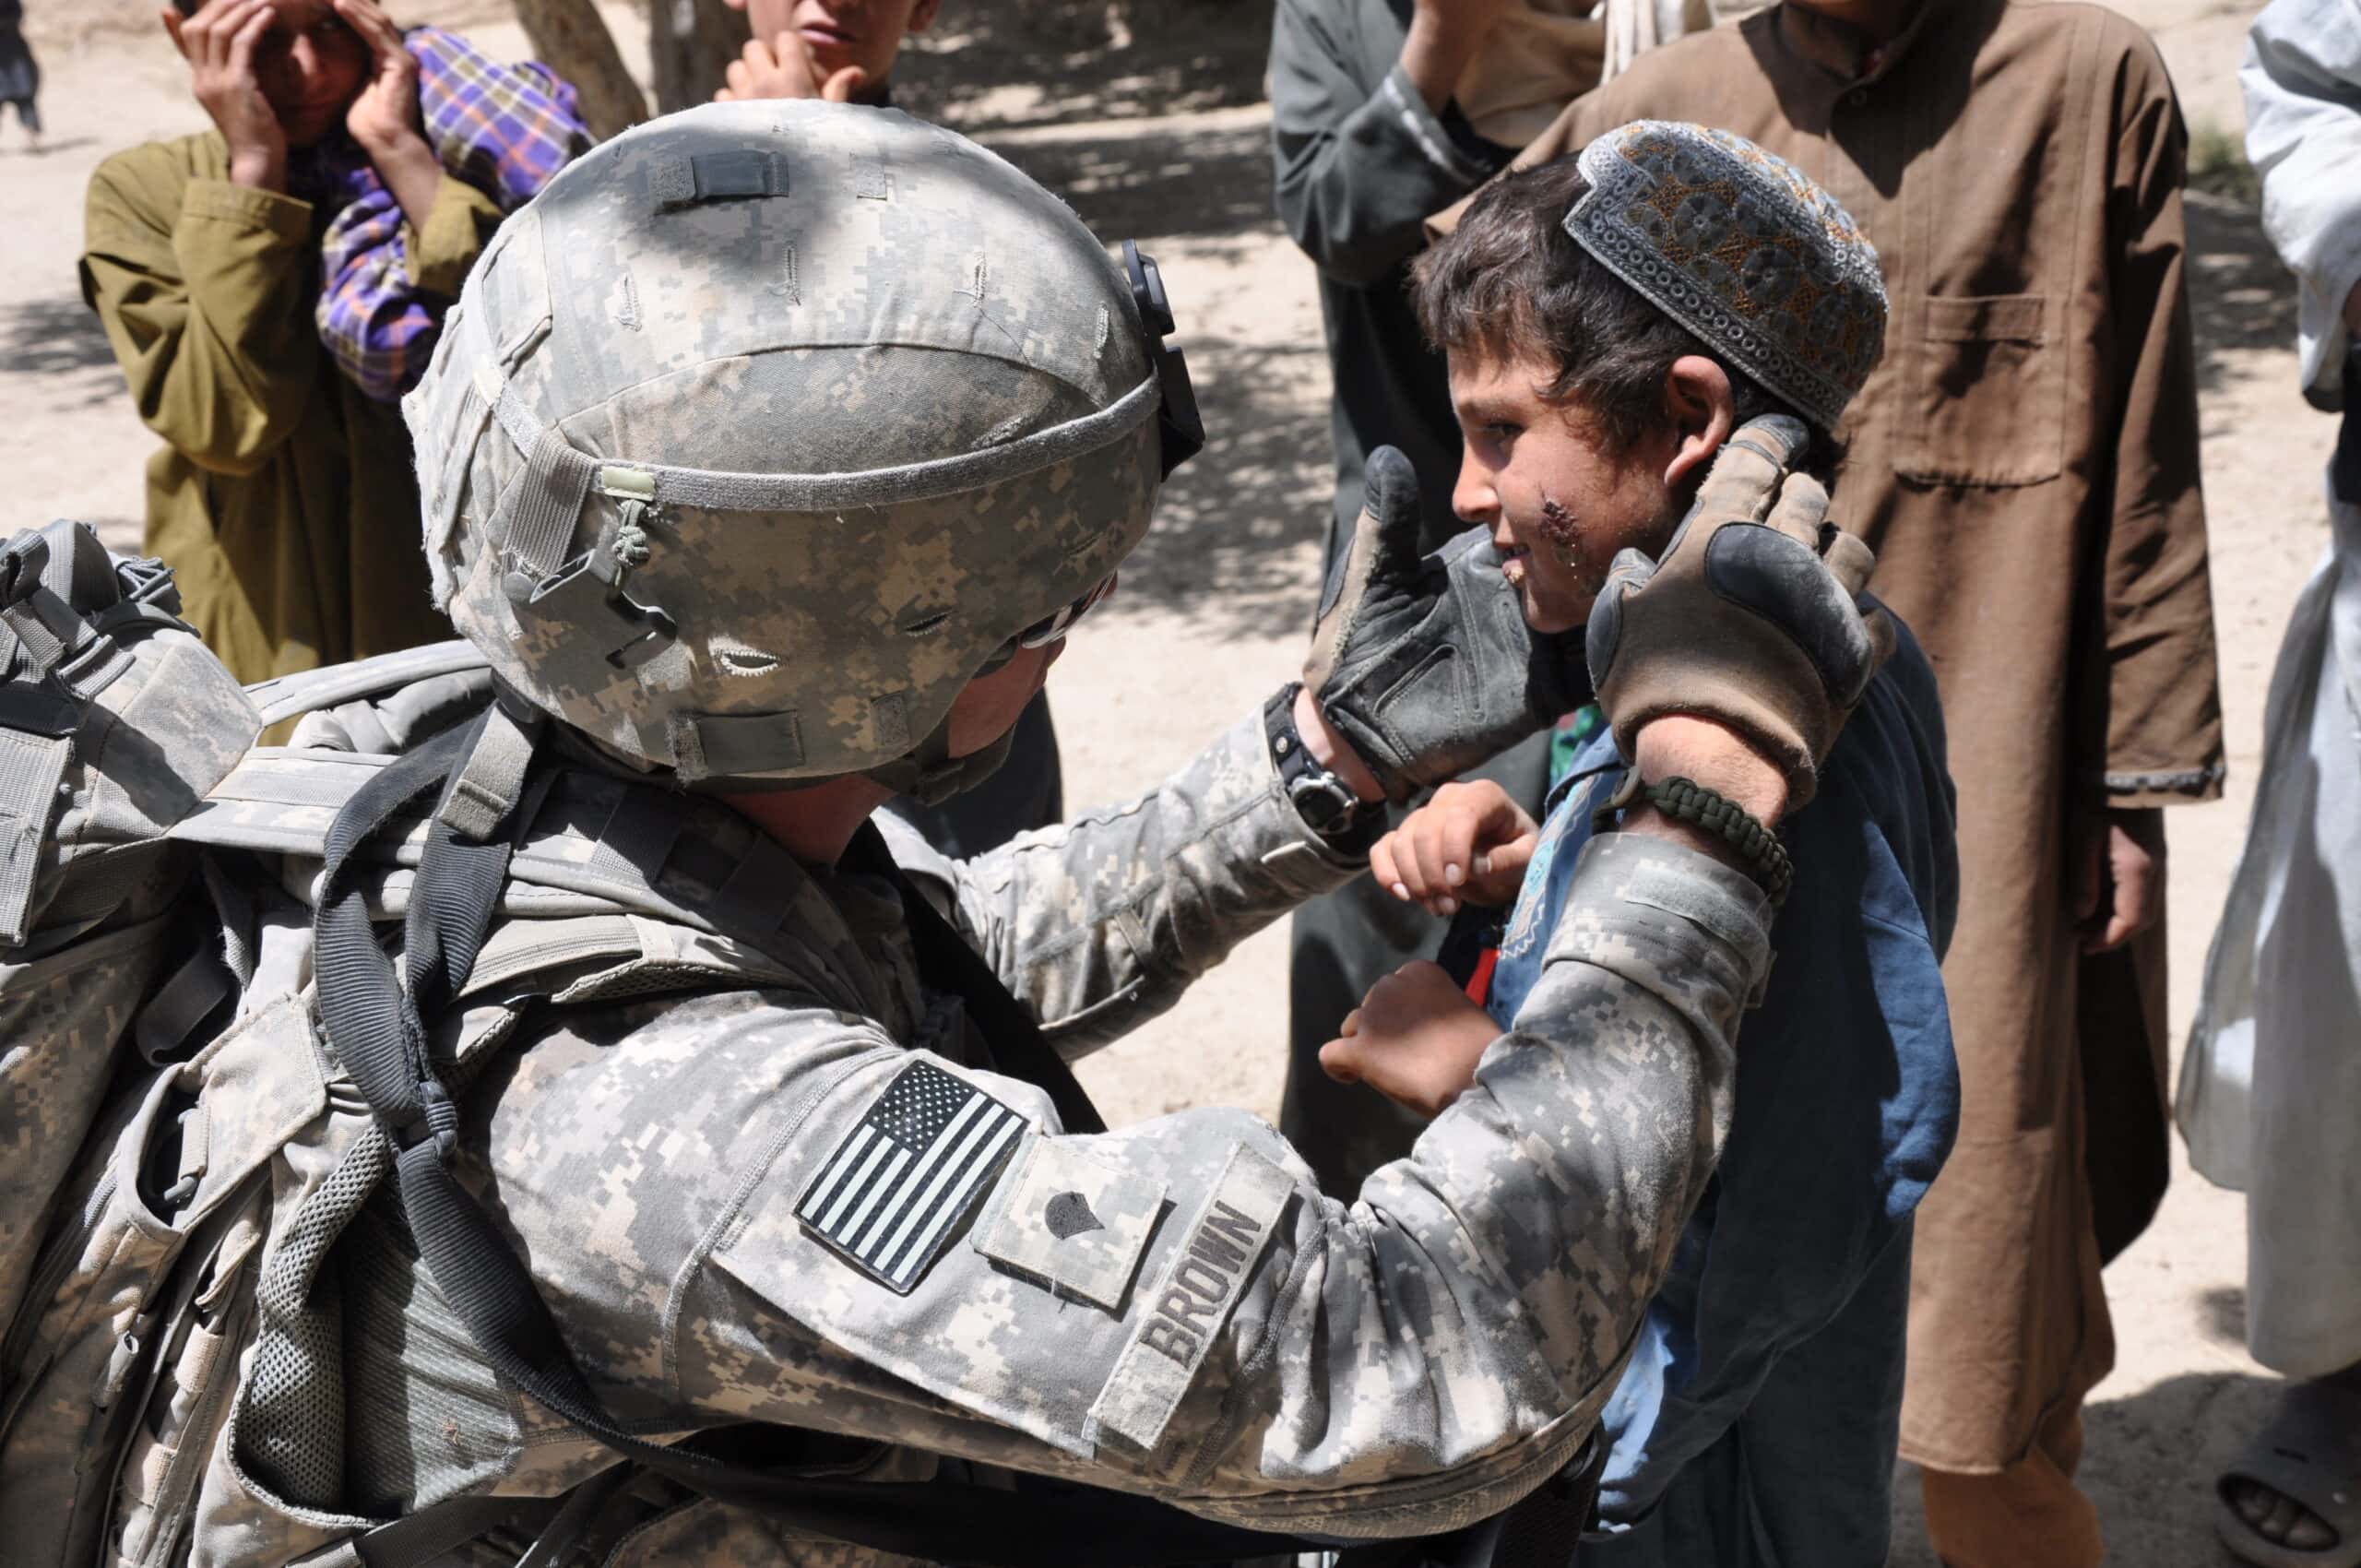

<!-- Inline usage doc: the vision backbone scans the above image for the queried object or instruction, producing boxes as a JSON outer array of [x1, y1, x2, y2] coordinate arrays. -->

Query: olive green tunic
[[79, 132, 476, 683]]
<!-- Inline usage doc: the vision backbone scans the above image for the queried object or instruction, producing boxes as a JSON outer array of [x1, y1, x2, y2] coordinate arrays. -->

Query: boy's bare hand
[[333, 0, 425, 155], [717, 32, 867, 102], [1320, 959, 1499, 1119], [1370, 779, 1538, 918], [162, 0, 287, 189]]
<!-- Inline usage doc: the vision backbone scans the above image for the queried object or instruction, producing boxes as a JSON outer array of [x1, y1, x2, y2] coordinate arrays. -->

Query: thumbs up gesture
[[1303, 445, 1583, 803]]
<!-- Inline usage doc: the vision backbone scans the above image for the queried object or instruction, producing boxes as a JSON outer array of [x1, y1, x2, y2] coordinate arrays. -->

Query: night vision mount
[[1122, 240, 1205, 481]]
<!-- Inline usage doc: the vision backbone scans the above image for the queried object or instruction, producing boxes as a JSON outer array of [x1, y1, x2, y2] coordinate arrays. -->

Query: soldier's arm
[[661, 827, 1767, 1538], [880, 697, 1371, 1063]]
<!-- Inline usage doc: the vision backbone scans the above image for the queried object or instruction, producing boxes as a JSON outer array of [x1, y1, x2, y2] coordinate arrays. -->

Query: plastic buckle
[[0, 531, 50, 611], [113, 555, 184, 614]]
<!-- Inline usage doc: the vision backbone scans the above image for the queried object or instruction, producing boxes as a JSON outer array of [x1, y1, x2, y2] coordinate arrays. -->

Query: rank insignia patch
[[976, 1137, 1164, 1313], [798, 1059, 1027, 1294]]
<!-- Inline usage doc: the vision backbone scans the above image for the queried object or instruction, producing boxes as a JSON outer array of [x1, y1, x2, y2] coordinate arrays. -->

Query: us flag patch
[[797, 1060, 1028, 1294]]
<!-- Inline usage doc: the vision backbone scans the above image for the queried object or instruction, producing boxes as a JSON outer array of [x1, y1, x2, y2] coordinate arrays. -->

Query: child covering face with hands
[[80, 2, 587, 686], [717, 0, 943, 105]]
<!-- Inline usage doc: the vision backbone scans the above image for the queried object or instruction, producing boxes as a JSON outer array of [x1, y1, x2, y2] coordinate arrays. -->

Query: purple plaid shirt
[[292, 27, 590, 403]]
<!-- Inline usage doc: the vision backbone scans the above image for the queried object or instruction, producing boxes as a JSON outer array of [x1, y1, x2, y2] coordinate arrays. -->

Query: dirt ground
[[0, 2, 2331, 1562]]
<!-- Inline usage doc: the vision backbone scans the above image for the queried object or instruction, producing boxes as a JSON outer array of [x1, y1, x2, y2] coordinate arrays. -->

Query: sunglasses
[[1020, 571, 1119, 648], [979, 572, 1120, 673]]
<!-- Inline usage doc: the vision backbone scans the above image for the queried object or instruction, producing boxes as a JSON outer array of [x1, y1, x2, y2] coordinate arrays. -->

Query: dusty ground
[[0, 2, 2331, 1562]]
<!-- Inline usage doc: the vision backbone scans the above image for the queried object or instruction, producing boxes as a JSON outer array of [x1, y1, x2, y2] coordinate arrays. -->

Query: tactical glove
[[1304, 445, 1582, 803], [1584, 415, 1896, 809]]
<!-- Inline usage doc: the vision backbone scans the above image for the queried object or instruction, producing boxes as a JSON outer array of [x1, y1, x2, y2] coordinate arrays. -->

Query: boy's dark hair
[[1413, 157, 1823, 463]]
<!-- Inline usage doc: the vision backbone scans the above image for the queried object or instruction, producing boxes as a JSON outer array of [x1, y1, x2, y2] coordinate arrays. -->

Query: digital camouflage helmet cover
[[404, 101, 1198, 795]]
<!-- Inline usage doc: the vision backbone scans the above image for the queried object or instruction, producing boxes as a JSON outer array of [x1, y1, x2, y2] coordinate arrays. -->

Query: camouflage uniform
[[0, 651, 1771, 1567], [0, 104, 1784, 1567]]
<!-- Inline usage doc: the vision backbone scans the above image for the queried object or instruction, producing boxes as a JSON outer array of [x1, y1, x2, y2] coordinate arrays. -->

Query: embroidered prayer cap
[[1565, 121, 1887, 433]]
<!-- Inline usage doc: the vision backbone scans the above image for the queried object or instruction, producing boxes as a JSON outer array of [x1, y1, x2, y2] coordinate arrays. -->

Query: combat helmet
[[404, 100, 1200, 798]]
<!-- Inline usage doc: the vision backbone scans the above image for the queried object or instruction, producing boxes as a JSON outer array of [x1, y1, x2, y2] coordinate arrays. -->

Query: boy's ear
[[909, 0, 944, 31], [1661, 355, 1736, 493]]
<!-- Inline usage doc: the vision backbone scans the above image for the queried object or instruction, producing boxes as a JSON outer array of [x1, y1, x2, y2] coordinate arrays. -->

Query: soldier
[[0, 103, 1886, 1566]]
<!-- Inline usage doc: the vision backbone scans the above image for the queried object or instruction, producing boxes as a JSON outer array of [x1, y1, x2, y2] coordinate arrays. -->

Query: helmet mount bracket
[[1122, 241, 1204, 481], [507, 484, 679, 671]]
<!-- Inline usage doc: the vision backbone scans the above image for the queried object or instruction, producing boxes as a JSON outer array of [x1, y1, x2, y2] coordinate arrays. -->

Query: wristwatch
[[1591, 769, 1793, 905], [1266, 684, 1381, 844]]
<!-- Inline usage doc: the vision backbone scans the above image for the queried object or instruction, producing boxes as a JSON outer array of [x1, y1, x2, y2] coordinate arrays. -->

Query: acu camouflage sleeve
[[677, 831, 1768, 1540], [882, 706, 1370, 1061]]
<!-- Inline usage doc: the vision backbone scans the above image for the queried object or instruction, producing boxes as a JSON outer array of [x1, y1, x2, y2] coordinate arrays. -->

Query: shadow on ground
[[1104, 337, 1329, 639], [1891, 1371, 2278, 1568], [895, 0, 1273, 135], [980, 118, 1274, 260], [0, 294, 116, 382], [2188, 188, 2298, 410]]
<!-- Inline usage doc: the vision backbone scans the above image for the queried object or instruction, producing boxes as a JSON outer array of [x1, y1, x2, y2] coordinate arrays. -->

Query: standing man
[[2183, 5, 2361, 1562], [1439, 1, 2227, 1562], [0, 0, 38, 151]]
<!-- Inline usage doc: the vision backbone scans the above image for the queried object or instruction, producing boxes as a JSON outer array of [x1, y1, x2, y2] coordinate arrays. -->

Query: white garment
[[2244, 0, 2361, 406], [2181, 498, 2361, 1377], [2177, 0, 2361, 1381]]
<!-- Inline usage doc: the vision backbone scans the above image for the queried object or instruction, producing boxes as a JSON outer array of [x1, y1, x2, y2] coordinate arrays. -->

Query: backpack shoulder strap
[[243, 640, 489, 730]]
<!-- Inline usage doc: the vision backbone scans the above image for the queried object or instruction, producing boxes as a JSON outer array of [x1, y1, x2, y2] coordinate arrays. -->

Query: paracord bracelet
[[1592, 771, 1793, 906]]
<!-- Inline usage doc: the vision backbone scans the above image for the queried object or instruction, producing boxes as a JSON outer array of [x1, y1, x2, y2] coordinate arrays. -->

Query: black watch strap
[[1266, 684, 1381, 845], [1592, 771, 1793, 905]]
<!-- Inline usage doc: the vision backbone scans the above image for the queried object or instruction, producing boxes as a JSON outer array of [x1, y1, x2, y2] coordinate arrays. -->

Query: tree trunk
[[509, 0, 647, 141], [647, 0, 743, 114]]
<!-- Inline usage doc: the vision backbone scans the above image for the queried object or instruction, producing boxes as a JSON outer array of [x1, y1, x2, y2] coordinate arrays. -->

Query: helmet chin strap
[[859, 710, 1022, 806]]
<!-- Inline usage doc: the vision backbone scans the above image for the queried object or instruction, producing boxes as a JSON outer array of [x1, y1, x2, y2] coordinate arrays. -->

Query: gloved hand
[[1585, 415, 1895, 809], [1304, 445, 1581, 803]]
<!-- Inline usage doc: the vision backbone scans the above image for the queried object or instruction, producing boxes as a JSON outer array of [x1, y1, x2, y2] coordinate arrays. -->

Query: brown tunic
[[1458, 0, 2225, 1471]]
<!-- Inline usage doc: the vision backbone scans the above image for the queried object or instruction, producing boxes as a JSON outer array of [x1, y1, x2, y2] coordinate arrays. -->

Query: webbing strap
[[314, 744, 1311, 1567], [845, 823, 1105, 1137], [502, 424, 602, 579], [0, 726, 71, 945], [134, 940, 235, 1064], [351, 1493, 564, 1568], [435, 700, 541, 843], [246, 640, 487, 730]]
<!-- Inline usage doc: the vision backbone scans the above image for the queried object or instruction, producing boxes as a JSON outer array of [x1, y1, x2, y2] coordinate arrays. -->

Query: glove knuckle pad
[[1702, 524, 1873, 704], [1584, 577, 1631, 689]]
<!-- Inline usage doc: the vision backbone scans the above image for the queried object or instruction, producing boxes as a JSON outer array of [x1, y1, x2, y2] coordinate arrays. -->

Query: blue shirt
[[1482, 624, 1960, 1567]]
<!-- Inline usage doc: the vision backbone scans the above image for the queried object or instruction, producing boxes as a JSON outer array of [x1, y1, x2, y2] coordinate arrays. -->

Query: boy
[[1448, 6, 2229, 1558], [1326, 127, 1961, 1566], [716, 0, 941, 105], [81, 0, 587, 683]]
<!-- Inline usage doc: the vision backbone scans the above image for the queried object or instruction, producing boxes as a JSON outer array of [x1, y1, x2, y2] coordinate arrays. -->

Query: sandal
[[2216, 1378, 2361, 1568]]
